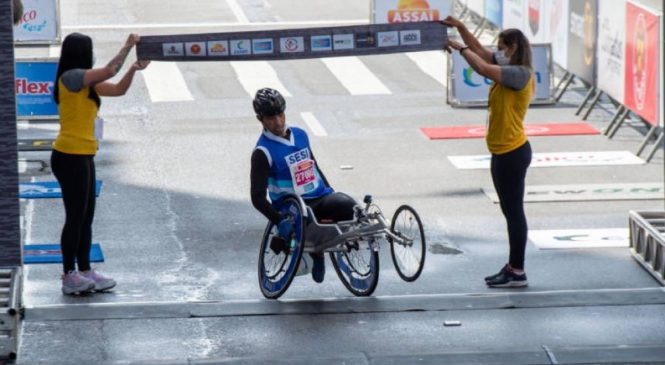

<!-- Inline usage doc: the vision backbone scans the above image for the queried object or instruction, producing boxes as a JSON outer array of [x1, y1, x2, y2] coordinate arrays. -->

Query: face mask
[[494, 50, 510, 65]]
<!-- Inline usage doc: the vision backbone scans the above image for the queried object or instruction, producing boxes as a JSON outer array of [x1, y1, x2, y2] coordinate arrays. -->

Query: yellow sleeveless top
[[486, 75, 534, 155], [53, 79, 98, 155]]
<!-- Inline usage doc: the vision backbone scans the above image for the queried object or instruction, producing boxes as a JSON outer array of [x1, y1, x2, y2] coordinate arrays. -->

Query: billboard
[[567, 0, 597, 84], [502, 0, 525, 30], [371, 0, 453, 24], [624, 1, 661, 126], [15, 59, 58, 120], [524, 0, 550, 44], [13, 0, 61, 44], [448, 44, 553, 106], [596, 1, 626, 103], [484, 0, 503, 27]]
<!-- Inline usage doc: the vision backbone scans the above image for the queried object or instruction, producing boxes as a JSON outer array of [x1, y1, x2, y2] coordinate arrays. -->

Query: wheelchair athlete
[[250, 88, 357, 283]]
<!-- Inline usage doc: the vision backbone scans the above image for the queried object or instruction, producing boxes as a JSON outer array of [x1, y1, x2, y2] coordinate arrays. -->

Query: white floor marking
[[225, 0, 249, 24], [231, 61, 292, 97], [529, 228, 629, 249], [406, 51, 447, 87], [62, 19, 368, 30], [141, 62, 194, 102], [322, 57, 391, 95], [300, 112, 327, 137]]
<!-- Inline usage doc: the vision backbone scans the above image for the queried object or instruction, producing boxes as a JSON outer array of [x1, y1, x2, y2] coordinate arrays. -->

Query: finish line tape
[[136, 22, 448, 62]]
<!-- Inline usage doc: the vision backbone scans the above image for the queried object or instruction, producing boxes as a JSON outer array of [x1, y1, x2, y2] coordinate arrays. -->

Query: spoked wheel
[[330, 239, 379, 297], [258, 195, 306, 299], [389, 205, 426, 282]]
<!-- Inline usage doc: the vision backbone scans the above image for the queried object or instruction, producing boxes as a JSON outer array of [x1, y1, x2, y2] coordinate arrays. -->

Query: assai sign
[[372, 0, 453, 24], [13, 0, 60, 43]]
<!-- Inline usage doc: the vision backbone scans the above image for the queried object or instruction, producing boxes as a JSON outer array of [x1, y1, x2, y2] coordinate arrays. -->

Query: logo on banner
[[15, 79, 52, 95], [400, 30, 421, 45], [462, 68, 492, 87], [333, 34, 354, 50], [252, 39, 274, 54], [632, 13, 648, 111], [163, 43, 184, 56], [528, 0, 540, 35], [207, 41, 229, 56], [231, 40, 251, 55], [378, 31, 399, 47], [19, 9, 48, 33], [355, 32, 376, 48], [311, 35, 332, 51], [280, 37, 304, 53], [185, 42, 206, 57], [387, 0, 440, 23]]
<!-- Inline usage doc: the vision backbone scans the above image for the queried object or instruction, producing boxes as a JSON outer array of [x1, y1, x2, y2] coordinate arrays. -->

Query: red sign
[[421, 123, 599, 139], [624, 2, 660, 125]]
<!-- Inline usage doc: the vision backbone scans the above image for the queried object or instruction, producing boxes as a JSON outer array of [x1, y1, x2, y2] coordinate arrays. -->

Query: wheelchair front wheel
[[330, 239, 379, 297], [258, 195, 306, 299], [389, 205, 426, 282]]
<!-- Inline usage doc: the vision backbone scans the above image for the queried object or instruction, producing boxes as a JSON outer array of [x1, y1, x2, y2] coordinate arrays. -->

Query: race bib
[[286, 149, 318, 195]]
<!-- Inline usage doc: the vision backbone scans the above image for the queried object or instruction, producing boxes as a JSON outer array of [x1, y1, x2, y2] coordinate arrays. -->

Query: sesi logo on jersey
[[286, 149, 311, 165]]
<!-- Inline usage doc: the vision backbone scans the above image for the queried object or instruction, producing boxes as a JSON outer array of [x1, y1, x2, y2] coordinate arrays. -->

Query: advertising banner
[[548, 0, 569, 68], [524, 0, 550, 44], [137, 22, 448, 62], [15, 59, 58, 120], [502, 0, 525, 30], [466, 0, 485, 16], [484, 0, 503, 27], [567, 0, 597, 84], [13, 0, 60, 44], [596, 1, 626, 103], [448, 43, 553, 106], [624, 1, 661, 126], [371, 0, 453, 24]]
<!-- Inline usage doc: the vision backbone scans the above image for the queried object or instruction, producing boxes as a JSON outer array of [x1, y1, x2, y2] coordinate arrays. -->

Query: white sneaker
[[62, 271, 95, 295], [80, 270, 116, 291]]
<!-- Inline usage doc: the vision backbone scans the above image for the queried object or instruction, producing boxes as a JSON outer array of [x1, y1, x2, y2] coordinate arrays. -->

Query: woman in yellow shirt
[[443, 16, 534, 288], [53, 32, 149, 295]]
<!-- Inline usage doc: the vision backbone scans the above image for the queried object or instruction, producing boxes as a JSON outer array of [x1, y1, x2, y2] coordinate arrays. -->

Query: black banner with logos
[[136, 22, 447, 62], [567, 0, 598, 84]]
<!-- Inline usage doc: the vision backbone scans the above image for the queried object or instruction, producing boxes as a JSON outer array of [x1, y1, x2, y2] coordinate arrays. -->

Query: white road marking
[[225, 0, 249, 24], [406, 51, 447, 87], [300, 112, 327, 137], [231, 61, 292, 97], [141, 62, 194, 102], [62, 19, 368, 30], [529, 228, 629, 249], [322, 57, 391, 95]]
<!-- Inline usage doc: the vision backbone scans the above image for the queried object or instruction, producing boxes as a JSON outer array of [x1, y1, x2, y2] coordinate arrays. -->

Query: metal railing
[[0, 267, 23, 361], [629, 211, 665, 286]]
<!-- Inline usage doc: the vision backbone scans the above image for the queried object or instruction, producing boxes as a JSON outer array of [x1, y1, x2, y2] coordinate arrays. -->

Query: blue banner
[[24, 243, 104, 264], [19, 180, 102, 199], [484, 0, 503, 27], [15, 59, 58, 119]]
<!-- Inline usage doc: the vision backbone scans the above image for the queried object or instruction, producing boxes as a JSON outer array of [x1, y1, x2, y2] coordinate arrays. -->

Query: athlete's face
[[259, 112, 287, 137]]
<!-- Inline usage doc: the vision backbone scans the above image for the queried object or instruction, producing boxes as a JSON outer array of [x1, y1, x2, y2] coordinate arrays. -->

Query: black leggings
[[51, 150, 96, 274], [490, 141, 532, 270], [306, 192, 357, 223]]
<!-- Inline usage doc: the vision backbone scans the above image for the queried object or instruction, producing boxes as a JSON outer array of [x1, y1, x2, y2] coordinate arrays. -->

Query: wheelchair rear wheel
[[258, 195, 306, 299], [389, 205, 426, 282], [330, 239, 379, 296]]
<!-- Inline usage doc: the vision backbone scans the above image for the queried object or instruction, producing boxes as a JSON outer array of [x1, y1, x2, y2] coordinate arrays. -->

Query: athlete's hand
[[277, 217, 294, 240], [442, 16, 464, 29], [132, 60, 150, 71]]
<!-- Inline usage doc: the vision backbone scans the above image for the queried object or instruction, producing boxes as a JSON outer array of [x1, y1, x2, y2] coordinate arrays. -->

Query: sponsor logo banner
[[138, 22, 448, 61], [596, 1, 626, 103], [624, 1, 660, 126], [449, 44, 552, 105], [483, 182, 663, 203], [15, 59, 58, 119], [529, 228, 628, 249], [374, 0, 452, 24], [13, 0, 60, 43], [448, 151, 644, 169], [567, 0, 597, 84], [548, 0, 569, 68], [19, 180, 103, 199]]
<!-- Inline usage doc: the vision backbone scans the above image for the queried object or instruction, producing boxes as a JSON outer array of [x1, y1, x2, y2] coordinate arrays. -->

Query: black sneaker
[[311, 253, 325, 283], [484, 264, 510, 282], [485, 266, 528, 288]]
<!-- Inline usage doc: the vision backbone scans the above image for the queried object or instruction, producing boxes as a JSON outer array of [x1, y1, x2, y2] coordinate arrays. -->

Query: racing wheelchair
[[258, 193, 426, 299]]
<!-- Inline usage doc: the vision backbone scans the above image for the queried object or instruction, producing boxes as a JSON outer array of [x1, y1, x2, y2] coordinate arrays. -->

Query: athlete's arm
[[250, 149, 282, 225]]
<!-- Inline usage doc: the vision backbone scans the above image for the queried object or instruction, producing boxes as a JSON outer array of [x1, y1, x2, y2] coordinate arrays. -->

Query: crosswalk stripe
[[141, 62, 194, 102], [321, 57, 391, 95], [406, 51, 447, 87], [230, 61, 292, 97], [300, 112, 327, 137]]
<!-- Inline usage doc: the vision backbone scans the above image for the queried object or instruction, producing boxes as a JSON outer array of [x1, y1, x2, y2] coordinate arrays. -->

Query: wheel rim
[[390, 206, 425, 281], [332, 239, 378, 295]]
